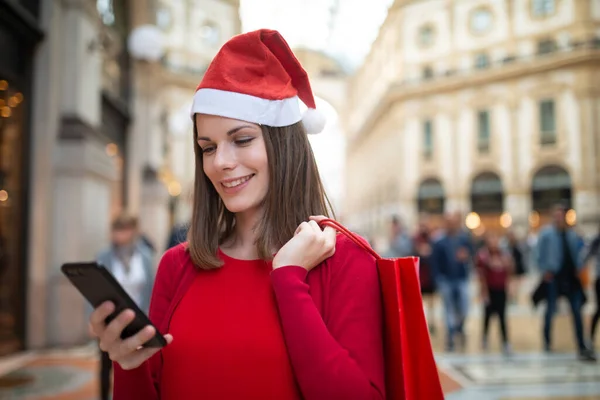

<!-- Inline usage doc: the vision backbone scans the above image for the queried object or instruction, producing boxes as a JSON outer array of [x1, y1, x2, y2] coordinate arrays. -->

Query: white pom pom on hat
[[190, 29, 326, 134], [302, 107, 326, 134]]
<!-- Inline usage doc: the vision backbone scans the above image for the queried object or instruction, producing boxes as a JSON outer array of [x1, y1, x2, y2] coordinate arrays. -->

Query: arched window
[[417, 178, 445, 214], [531, 165, 571, 212], [471, 172, 503, 214]]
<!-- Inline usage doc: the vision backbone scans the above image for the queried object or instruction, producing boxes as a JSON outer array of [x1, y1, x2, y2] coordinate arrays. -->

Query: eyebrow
[[197, 125, 256, 141]]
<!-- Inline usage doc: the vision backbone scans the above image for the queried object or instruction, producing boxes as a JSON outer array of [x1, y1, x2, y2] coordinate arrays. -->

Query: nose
[[213, 143, 237, 170]]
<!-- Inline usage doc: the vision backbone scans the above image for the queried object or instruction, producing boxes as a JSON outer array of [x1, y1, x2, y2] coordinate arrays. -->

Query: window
[[200, 22, 221, 47], [423, 120, 433, 159], [475, 53, 490, 69], [539, 99, 556, 145], [156, 4, 172, 31], [538, 39, 557, 54], [418, 178, 445, 214], [477, 110, 491, 153], [418, 25, 435, 48], [97, 0, 115, 26], [470, 8, 493, 35], [471, 172, 504, 214], [532, 0, 555, 17]]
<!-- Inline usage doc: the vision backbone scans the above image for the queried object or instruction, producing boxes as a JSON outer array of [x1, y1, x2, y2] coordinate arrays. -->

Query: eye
[[200, 145, 216, 154], [235, 137, 254, 146]]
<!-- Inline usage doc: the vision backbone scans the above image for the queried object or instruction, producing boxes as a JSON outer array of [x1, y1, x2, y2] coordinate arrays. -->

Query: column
[[504, 97, 529, 236], [128, 62, 170, 253], [445, 111, 469, 214], [573, 88, 600, 236], [26, 0, 65, 349], [44, 0, 116, 346]]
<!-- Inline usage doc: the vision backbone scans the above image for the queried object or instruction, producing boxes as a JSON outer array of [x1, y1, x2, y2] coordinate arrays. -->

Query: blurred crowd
[[383, 204, 599, 363]]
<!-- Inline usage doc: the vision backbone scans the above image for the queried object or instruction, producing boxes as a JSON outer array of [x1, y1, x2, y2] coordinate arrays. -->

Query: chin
[[222, 200, 254, 214], [221, 195, 265, 215]]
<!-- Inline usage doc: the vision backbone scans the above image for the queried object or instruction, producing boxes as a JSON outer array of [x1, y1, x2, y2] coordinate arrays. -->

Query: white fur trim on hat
[[191, 88, 302, 127], [302, 108, 326, 134]]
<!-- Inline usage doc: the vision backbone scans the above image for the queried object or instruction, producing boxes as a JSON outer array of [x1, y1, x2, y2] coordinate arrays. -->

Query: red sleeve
[[113, 246, 181, 400], [270, 236, 386, 400]]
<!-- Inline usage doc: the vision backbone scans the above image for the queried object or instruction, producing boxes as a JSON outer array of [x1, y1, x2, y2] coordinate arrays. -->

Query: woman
[[88, 29, 385, 400], [476, 232, 513, 355]]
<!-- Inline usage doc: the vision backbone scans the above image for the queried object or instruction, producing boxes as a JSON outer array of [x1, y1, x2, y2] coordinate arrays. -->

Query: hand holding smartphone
[[62, 262, 172, 370]]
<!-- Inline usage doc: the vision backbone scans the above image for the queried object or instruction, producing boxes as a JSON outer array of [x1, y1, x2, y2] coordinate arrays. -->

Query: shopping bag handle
[[319, 218, 382, 260]]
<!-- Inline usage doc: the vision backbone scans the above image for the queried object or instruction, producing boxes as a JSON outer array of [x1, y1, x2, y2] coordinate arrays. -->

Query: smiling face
[[195, 114, 269, 215]]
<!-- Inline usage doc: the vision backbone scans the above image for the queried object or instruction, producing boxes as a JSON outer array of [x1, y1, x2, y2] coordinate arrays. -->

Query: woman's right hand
[[89, 301, 173, 370]]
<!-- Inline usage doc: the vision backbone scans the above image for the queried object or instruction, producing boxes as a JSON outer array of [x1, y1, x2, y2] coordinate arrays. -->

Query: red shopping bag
[[321, 219, 444, 400]]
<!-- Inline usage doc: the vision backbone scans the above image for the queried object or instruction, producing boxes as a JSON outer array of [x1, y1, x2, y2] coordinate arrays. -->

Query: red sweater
[[161, 251, 302, 399], [113, 235, 385, 400]]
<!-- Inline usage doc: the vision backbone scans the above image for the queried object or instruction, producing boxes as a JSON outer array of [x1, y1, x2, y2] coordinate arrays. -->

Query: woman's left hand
[[272, 216, 337, 271]]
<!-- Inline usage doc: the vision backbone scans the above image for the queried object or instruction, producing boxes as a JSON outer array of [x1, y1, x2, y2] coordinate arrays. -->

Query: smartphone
[[61, 261, 167, 348]]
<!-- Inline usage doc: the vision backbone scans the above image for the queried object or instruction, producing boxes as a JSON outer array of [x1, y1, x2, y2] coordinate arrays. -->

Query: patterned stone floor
[[0, 274, 597, 399]]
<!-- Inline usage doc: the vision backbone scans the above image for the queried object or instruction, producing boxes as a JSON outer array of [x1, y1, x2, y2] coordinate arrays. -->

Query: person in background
[[476, 232, 513, 355], [537, 203, 595, 362], [387, 215, 412, 258], [166, 222, 189, 250], [95, 213, 156, 400], [413, 213, 437, 334], [431, 211, 474, 351], [506, 230, 527, 304], [582, 222, 600, 351]]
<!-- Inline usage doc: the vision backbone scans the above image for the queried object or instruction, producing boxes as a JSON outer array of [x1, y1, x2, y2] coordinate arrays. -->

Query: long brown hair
[[187, 120, 334, 269]]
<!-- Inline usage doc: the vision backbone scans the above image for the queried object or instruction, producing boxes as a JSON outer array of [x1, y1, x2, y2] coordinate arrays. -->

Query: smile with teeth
[[221, 174, 253, 188]]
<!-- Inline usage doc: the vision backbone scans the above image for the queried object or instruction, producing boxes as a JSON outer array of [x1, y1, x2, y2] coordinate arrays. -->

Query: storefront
[[470, 172, 504, 234], [0, 0, 43, 356]]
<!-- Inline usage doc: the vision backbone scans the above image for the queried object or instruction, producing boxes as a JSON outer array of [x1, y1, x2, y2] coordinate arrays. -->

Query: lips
[[221, 174, 254, 189]]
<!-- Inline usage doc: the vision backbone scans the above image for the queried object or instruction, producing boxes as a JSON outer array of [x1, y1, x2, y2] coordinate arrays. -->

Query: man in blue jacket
[[537, 204, 596, 362], [431, 212, 474, 351]]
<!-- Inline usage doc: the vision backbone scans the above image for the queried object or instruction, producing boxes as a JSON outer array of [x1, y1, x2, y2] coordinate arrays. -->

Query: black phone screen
[[61, 262, 166, 348]]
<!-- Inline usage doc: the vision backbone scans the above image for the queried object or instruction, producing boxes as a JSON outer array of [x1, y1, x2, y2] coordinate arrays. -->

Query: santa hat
[[190, 29, 326, 134]]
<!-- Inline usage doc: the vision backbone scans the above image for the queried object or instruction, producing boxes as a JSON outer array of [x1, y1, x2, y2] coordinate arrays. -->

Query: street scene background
[[1, 0, 600, 399]]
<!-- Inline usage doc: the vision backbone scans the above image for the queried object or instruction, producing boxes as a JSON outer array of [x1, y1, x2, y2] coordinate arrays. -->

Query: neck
[[224, 208, 262, 258]]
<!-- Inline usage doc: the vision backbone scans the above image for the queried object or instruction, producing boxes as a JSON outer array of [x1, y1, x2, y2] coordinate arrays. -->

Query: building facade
[[153, 0, 241, 229], [0, 0, 240, 358], [343, 0, 600, 243]]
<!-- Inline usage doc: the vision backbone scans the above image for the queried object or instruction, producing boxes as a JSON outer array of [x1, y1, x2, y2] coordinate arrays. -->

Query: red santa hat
[[190, 29, 326, 134]]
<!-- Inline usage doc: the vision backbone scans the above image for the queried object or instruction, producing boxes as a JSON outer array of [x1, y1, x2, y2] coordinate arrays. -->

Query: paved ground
[[0, 274, 597, 399]]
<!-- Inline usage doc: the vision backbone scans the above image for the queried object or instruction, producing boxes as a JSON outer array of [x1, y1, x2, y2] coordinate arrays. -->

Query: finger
[[323, 226, 337, 255], [294, 221, 310, 236], [164, 334, 174, 345], [309, 215, 328, 223], [308, 220, 322, 234], [114, 325, 156, 359], [116, 334, 173, 370], [89, 301, 115, 334], [119, 347, 162, 370], [100, 309, 135, 351], [88, 322, 98, 338]]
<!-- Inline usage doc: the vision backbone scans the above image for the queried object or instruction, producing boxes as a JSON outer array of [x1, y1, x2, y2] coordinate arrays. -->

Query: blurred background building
[[1, 0, 600, 398], [0, 0, 240, 356], [343, 0, 600, 246]]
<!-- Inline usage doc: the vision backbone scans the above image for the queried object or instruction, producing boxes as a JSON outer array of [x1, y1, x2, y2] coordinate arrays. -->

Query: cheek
[[202, 159, 216, 183]]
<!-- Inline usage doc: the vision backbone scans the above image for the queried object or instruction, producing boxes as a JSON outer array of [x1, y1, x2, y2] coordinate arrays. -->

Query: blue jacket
[[430, 231, 474, 281], [536, 225, 584, 274]]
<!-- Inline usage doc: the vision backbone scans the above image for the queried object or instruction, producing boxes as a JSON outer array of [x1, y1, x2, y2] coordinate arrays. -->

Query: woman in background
[[476, 232, 514, 355]]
